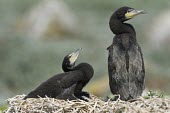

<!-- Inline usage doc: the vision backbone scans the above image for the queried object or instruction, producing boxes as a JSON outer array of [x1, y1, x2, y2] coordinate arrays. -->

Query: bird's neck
[[62, 64, 72, 72], [73, 63, 94, 79], [62, 63, 88, 73], [109, 16, 136, 35], [62, 63, 93, 79]]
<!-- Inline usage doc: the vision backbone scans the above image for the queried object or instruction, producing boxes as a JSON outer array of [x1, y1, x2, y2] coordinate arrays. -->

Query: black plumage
[[24, 48, 94, 100], [107, 6, 145, 100]]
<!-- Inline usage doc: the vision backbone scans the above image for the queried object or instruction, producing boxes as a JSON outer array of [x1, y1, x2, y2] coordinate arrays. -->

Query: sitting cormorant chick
[[107, 6, 145, 101], [24, 48, 94, 101]]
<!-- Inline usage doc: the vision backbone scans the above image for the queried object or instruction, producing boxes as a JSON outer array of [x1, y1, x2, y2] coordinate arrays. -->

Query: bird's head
[[115, 6, 146, 22], [62, 48, 82, 71]]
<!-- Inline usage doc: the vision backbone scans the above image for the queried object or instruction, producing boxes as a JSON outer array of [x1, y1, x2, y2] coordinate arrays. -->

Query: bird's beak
[[69, 48, 82, 65], [125, 9, 146, 19]]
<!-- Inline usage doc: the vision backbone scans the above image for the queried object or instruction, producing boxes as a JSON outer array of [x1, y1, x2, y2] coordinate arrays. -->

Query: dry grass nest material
[[6, 94, 170, 113]]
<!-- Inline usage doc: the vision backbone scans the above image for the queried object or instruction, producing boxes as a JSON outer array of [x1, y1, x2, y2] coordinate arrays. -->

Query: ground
[[5, 93, 170, 113]]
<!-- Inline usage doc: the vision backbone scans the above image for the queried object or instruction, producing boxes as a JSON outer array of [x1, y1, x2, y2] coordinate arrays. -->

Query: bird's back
[[24, 72, 68, 99]]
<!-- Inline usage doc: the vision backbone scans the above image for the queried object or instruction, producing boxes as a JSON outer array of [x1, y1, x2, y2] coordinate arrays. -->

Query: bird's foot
[[79, 91, 90, 98], [75, 91, 91, 101], [76, 96, 89, 102], [104, 95, 119, 101], [127, 98, 138, 102]]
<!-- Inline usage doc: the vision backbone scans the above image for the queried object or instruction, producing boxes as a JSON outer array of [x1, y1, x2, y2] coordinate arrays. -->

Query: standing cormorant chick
[[107, 6, 145, 101], [24, 48, 94, 101]]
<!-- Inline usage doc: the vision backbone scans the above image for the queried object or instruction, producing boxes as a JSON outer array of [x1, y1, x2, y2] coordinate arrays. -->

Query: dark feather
[[108, 7, 145, 101]]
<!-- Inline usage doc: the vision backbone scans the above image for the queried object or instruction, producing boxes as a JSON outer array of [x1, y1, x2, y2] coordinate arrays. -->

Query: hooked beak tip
[[137, 10, 147, 14], [76, 48, 82, 53]]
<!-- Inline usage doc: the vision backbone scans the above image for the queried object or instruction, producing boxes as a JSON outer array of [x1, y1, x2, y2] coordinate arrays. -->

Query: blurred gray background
[[0, 0, 170, 105]]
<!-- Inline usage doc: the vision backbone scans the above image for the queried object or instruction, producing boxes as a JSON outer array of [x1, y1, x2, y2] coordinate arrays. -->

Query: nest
[[6, 94, 170, 113]]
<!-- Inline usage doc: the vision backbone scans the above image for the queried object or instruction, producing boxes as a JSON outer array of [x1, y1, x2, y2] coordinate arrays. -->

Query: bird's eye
[[127, 9, 133, 13]]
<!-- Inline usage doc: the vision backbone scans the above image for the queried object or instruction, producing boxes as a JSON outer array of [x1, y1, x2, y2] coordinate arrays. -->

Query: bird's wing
[[108, 43, 145, 99], [60, 71, 84, 88], [56, 84, 77, 100], [108, 43, 124, 94], [128, 44, 145, 90]]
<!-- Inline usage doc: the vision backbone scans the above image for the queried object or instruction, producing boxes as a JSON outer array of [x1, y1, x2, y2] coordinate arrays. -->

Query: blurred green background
[[0, 0, 170, 105]]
